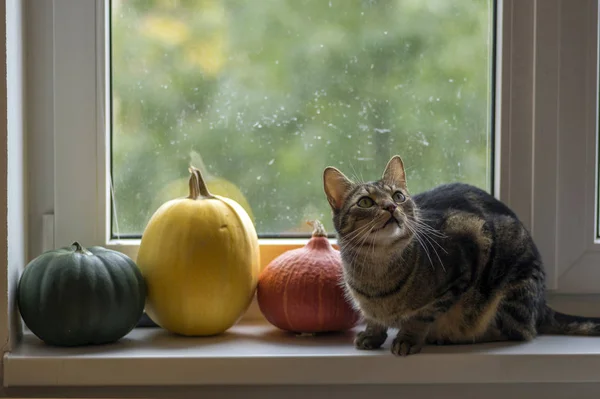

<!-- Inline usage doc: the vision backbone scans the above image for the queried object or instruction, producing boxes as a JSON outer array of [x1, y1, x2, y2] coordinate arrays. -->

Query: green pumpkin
[[17, 242, 147, 346]]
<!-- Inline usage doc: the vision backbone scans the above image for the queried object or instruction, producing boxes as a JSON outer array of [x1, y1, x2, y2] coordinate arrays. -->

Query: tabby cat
[[323, 155, 600, 356]]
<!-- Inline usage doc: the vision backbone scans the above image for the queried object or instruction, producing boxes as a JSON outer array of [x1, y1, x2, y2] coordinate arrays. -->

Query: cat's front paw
[[354, 330, 387, 350], [391, 335, 424, 356]]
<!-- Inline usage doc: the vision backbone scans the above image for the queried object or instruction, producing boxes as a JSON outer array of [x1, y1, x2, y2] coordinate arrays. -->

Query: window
[[109, 0, 496, 238], [46, 0, 600, 293]]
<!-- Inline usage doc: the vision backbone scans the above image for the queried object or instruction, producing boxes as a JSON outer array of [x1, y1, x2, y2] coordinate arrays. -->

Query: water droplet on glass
[[374, 128, 391, 134], [417, 131, 430, 147]]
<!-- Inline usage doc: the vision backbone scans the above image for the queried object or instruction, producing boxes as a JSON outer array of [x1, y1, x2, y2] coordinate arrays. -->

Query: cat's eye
[[357, 197, 375, 208], [393, 191, 406, 203]]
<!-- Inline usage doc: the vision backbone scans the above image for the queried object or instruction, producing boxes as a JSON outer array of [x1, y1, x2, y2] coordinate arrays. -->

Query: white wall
[[0, 0, 8, 362], [5, 0, 27, 354], [24, 0, 53, 262]]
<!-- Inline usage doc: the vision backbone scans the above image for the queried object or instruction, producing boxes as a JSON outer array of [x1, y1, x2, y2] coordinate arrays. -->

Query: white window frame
[[43, 0, 600, 298], [495, 0, 600, 293]]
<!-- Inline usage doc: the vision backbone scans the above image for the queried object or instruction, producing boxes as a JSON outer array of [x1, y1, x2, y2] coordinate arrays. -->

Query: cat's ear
[[382, 155, 407, 189], [323, 167, 354, 211]]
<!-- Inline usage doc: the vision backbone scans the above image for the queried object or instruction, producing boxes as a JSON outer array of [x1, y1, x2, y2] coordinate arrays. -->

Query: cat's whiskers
[[348, 224, 378, 282], [405, 215, 446, 239], [406, 219, 448, 255], [342, 221, 376, 243], [405, 218, 447, 272], [341, 219, 380, 249], [342, 217, 382, 241], [357, 223, 379, 281], [404, 215, 448, 257], [411, 223, 446, 239], [341, 219, 381, 268], [342, 216, 387, 278], [371, 225, 377, 257], [356, 214, 394, 279], [404, 221, 437, 271]]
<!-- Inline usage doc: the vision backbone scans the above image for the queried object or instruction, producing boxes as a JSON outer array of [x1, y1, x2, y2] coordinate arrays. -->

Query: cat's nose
[[385, 203, 397, 214]]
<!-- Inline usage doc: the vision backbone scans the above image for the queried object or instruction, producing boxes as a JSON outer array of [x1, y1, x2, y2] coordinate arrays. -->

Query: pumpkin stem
[[307, 220, 328, 237], [188, 166, 214, 200], [71, 241, 83, 252], [71, 241, 92, 255]]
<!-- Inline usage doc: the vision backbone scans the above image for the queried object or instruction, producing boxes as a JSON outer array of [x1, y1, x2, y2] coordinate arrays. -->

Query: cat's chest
[[348, 284, 417, 324]]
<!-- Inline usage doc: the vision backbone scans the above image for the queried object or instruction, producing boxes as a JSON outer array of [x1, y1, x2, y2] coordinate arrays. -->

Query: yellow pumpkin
[[137, 166, 260, 336]]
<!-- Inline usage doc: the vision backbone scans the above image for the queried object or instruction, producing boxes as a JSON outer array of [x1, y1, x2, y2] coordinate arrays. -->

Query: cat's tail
[[538, 305, 600, 335]]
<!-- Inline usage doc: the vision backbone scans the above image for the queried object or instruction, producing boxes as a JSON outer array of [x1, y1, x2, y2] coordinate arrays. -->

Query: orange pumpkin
[[257, 220, 361, 333]]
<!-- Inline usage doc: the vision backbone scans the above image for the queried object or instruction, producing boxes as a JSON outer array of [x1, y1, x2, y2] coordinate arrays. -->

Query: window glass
[[110, 0, 495, 237]]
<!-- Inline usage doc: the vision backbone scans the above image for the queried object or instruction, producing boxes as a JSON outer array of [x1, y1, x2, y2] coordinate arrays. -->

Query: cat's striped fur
[[323, 155, 600, 356]]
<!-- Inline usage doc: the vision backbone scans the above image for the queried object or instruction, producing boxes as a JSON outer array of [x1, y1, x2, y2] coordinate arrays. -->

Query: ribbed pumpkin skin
[[17, 244, 147, 347], [137, 194, 260, 336], [257, 237, 361, 333]]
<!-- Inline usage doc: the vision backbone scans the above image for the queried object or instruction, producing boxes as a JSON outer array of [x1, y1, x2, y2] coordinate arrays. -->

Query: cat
[[323, 154, 600, 356]]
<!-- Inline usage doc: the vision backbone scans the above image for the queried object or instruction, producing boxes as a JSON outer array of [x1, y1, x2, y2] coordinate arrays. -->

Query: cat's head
[[323, 155, 417, 246]]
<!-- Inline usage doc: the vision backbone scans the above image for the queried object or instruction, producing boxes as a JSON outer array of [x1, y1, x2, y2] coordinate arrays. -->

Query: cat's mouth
[[373, 216, 398, 232]]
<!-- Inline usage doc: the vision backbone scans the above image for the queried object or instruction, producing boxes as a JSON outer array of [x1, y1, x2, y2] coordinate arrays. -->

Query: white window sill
[[5, 320, 600, 387]]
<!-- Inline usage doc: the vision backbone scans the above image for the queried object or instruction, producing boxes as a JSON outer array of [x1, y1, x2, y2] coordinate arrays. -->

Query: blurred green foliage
[[110, 0, 493, 236]]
